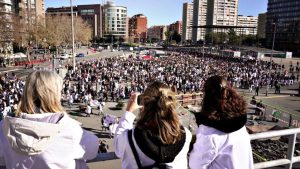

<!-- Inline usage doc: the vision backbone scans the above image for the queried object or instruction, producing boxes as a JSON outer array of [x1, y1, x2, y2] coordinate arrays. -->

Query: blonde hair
[[136, 81, 184, 144], [16, 70, 65, 116]]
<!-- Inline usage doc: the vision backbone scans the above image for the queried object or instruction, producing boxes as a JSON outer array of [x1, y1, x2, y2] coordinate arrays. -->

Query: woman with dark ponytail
[[114, 81, 192, 169], [189, 75, 253, 169]]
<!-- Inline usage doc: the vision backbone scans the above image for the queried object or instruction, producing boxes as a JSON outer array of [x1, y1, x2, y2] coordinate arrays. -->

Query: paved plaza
[[1, 49, 300, 169]]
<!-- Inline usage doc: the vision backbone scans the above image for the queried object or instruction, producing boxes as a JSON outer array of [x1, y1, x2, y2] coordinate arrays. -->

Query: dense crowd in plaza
[[1, 49, 300, 119], [61, 49, 300, 109], [0, 48, 300, 169]]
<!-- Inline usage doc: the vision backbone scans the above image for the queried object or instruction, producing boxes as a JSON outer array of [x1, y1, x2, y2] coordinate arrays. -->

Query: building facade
[[237, 15, 258, 35], [192, 0, 207, 42], [78, 4, 102, 37], [147, 25, 167, 41], [206, 0, 239, 27], [169, 21, 182, 35], [257, 13, 266, 38], [129, 14, 147, 43], [46, 6, 78, 16], [103, 1, 127, 40], [182, 3, 193, 42], [266, 0, 300, 53], [0, 0, 14, 15], [16, 0, 45, 23], [47, 5, 102, 37], [0, 0, 14, 53]]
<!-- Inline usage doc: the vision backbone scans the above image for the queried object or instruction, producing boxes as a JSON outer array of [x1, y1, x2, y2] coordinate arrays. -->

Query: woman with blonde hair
[[114, 81, 192, 169], [189, 75, 253, 169], [0, 70, 98, 169]]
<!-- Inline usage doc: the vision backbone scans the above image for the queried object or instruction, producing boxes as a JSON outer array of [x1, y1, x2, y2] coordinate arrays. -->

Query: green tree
[[242, 35, 257, 46], [228, 29, 239, 45], [171, 31, 181, 44]]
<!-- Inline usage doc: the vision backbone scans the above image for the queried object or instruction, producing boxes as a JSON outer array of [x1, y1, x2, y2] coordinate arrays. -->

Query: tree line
[[0, 12, 92, 57]]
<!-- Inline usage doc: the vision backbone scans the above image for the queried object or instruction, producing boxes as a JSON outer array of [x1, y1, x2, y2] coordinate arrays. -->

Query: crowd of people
[[60, 49, 299, 110], [0, 47, 300, 169], [0, 73, 24, 120], [1, 49, 299, 120]]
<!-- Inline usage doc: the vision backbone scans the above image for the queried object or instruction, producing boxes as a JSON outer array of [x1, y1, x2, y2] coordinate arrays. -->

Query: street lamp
[[266, 22, 277, 96], [70, 0, 76, 71]]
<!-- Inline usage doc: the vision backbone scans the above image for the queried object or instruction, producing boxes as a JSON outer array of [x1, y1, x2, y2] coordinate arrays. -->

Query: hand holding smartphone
[[126, 92, 142, 112]]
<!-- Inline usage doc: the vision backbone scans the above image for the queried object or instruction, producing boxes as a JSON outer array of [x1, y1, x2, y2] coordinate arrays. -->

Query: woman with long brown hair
[[114, 81, 192, 169], [189, 75, 253, 169]]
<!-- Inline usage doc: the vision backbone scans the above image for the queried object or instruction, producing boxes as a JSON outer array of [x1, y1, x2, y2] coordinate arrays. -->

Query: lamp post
[[266, 22, 277, 96], [70, 0, 75, 70]]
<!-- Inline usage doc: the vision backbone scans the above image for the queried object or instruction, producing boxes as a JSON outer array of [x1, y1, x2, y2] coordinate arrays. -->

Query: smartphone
[[137, 95, 142, 106]]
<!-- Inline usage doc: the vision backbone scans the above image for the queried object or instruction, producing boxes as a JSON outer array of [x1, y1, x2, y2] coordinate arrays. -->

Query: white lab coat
[[114, 111, 192, 169], [189, 125, 254, 169]]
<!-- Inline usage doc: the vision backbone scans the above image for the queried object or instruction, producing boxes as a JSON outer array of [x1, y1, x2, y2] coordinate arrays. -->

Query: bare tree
[[46, 15, 92, 54], [74, 17, 92, 45]]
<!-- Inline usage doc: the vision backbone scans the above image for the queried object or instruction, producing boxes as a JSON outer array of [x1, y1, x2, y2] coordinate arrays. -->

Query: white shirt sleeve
[[69, 118, 99, 161], [113, 111, 136, 158], [189, 134, 218, 169], [0, 121, 5, 166]]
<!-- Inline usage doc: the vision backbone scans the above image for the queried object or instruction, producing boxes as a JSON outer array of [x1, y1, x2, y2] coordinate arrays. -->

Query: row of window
[[106, 14, 126, 17], [81, 9, 95, 15], [105, 17, 126, 21], [105, 9, 126, 13], [105, 28, 126, 31], [105, 24, 126, 28], [104, 31, 126, 35]]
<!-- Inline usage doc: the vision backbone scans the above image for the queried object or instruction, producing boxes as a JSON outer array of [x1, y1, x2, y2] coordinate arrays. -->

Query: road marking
[[0, 68, 21, 74]]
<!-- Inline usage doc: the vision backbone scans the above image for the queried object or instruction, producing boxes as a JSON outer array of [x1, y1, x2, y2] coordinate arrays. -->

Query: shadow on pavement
[[82, 127, 112, 139]]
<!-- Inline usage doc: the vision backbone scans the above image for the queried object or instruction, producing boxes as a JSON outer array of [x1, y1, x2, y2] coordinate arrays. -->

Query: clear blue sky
[[45, 0, 268, 27]]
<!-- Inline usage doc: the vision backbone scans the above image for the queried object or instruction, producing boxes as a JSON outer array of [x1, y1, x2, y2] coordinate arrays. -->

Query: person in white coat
[[114, 81, 192, 169], [189, 75, 254, 169], [0, 70, 99, 169]]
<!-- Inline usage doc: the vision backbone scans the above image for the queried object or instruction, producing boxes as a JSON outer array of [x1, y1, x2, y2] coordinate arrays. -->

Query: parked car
[[58, 54, 69, 60], [76, 53, 85, 57]]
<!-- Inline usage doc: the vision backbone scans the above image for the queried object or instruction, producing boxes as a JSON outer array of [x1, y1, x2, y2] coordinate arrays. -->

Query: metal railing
[[88, 128, 300, 169], [250, 128, 300, 169]]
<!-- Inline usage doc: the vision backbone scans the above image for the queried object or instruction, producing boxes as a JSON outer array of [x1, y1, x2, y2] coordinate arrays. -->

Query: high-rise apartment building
[[16, 0, 45, 23], [0, 0, 14, 15], [266, 0, 300, 53], [182, 3, 193, 42], [0, 0, 14, 52], [206, 0, 239, 27], [129, 14, 147, 43], [103, 1, 127, 40], [192, 0, 207, 42], [237, 15, 258, 35], [257, 13, 266, 39], [1, 0, 45, 52]]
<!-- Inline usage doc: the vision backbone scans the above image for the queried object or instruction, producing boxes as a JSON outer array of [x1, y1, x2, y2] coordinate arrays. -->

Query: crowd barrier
[[87, 128, 300, 169], [247, 97, 300, 129], [176, 92, 203, 107], [14, 59, 48, 66]]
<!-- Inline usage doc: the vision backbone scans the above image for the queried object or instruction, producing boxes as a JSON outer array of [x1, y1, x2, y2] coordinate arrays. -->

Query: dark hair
[[201, 75, 246, 120], [136, 81, 183, 144]]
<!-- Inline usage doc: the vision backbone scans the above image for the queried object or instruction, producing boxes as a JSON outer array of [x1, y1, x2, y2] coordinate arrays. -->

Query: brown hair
[[17, 70, 65, 116], [136, 81, 184, 144], [201, 75, 246, 120]]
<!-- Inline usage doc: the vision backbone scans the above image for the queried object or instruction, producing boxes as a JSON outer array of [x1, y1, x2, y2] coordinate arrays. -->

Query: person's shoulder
[[182, 127, 192, 140], [197, 125, 224, 136]]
